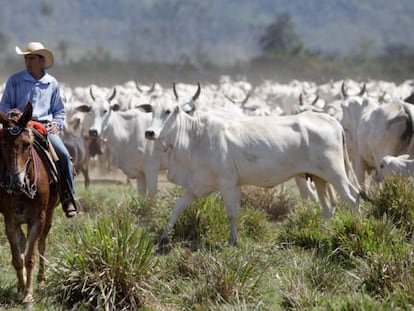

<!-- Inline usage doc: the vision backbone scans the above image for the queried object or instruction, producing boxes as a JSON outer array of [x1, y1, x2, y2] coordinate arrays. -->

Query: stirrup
[[62, 197, 81, 217]]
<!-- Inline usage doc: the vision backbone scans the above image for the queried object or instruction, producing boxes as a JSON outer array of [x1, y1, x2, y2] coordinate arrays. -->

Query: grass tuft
[[43, 210, 157, 310]]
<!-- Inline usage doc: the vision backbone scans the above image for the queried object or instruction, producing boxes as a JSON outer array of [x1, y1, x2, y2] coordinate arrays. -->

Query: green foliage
[[241, 185, 294, 221], [324, 212, 408, 267], [171, 194, 229, 248], [2, 175, 414, 309], [154, 246, 267, 309], [43, 212, 157, 310], [168, 190, 277, 248], [369, 176, 414, 238], [277, 201, 325, 249], [259, 12, 303, 55], [0, 279, 21, 309]]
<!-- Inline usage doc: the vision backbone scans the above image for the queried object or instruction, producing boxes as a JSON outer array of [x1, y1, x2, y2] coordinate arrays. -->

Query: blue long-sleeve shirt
[[0, 69, 65, 131]]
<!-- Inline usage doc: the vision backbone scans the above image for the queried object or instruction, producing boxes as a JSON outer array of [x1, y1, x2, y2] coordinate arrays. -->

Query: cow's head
[[75, 86, 119, 138], [144, 82, 201, 141]]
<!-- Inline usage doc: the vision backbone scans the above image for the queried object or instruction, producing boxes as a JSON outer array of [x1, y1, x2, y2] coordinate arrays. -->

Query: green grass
[[0, 177, 414, 310]]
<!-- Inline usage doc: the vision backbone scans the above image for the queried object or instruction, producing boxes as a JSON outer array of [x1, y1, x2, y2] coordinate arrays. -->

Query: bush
[[368, 176, 414, 239], [43, 212, 157, 310]]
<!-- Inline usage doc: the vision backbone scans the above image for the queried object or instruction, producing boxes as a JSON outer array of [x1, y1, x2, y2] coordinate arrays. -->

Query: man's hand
[[47, 122, 59, 134]]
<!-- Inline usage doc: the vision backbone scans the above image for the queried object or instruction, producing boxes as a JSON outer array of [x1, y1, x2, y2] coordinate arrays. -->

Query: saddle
[[29, 122, 59, 185]]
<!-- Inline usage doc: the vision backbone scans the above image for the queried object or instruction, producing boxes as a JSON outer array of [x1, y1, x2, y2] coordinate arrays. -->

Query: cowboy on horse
[[0, 41, 80, 217]]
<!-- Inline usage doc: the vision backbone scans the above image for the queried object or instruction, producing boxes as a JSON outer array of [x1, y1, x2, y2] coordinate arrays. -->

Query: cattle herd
[[2, 75, 414, 244]]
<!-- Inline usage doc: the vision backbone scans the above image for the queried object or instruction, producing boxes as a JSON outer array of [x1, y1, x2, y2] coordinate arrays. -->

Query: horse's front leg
[[4, 221, 27, 294], [37, 210, 54, 287], [22, 221, 43, 303]]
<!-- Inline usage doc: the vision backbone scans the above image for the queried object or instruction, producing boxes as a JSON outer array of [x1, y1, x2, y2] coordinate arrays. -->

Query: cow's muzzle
[[145, 130, 155, 140], [89, 129, 98, 137]]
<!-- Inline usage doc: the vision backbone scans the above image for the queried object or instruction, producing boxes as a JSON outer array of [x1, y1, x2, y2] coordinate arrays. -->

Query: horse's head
[[0, 103, 36, 197]]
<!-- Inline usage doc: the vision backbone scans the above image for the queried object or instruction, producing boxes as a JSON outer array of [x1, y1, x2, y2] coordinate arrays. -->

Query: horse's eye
[[165, 109, 171, 115]]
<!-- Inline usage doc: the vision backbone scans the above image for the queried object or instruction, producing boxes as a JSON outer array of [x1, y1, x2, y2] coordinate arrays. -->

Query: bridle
[[0, 125, 37, 199]]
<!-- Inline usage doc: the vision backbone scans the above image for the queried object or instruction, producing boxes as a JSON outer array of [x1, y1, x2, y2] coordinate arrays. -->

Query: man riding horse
[[0, 42, 79, 217]]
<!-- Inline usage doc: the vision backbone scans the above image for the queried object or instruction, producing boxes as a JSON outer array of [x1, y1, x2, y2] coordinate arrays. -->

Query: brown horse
[[0, 103, 60, 303]]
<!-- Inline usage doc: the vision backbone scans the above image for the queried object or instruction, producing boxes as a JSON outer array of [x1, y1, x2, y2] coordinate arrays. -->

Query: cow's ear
[[76, 105, 91, 113], [181, 102, 195, 115], [135, 104, 153, 113]]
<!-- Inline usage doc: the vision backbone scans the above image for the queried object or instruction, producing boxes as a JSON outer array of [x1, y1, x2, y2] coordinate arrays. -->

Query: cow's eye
[[165, 109, 171, 115]]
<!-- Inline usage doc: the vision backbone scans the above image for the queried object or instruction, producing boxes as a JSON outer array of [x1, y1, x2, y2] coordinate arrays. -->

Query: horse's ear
[[0, 111, 8, 126], [18, 103, 33, 127]]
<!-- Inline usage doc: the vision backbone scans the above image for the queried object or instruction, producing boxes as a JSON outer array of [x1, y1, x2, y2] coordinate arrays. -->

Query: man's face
[[24, 54, 44, 75]]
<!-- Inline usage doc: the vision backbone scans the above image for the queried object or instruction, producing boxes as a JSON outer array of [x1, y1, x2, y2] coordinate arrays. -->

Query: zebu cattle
[[405, 92, 414, 105], [341, 97, 414, 186], [143, 83, 365, 246], [376, 154, 414, 181], [62, 116, 90, 188], [61, 95, 93, 188], [76, 88, 168, 197]]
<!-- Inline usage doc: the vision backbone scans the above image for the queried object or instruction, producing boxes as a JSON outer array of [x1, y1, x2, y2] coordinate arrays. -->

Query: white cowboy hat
[[15, 42, 54, 69]]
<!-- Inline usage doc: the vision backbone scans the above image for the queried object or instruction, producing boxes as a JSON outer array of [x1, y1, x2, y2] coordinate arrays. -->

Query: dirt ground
[[75, 163, 175, 190]]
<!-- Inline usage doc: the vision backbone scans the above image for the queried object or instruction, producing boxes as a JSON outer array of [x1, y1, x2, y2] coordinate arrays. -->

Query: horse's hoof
[[23, 293, 34, 304]]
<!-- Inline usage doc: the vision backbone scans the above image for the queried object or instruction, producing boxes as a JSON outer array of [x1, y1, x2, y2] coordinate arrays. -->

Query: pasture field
[[0, 173, 414, 310]]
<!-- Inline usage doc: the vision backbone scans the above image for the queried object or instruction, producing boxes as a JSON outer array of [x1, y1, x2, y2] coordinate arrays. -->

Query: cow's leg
[[145, 168, 159, 198], [160, 191, 197, 246], [295, 176, 317, 201], [312, 177, 333, 219], [326, 184, 338, 206], [328, 174, 361, 214], [135, 174, 146, 196], [354, 158, 368, 189], [4, 222, 26, 293], [221, 186, 241, 246], [82, 165, 90, 189]]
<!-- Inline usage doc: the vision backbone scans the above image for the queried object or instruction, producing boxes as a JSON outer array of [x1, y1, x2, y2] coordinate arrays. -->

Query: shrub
[[276, 201, 325, 249], [156, 246, 267, 309], [43, 212, 157, 310], [368, 176, 414, 239], [241, 185, 295, 221]]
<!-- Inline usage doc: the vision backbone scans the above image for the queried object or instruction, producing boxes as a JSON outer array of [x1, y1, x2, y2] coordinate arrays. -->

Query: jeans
[[48, 133, 75, 197]]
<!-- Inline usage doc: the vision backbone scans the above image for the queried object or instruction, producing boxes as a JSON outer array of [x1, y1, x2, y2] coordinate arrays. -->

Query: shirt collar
[[22, 69, 54, 84]]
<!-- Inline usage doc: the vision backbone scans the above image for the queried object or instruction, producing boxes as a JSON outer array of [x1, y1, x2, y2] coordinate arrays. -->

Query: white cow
[[341, 98, 414, 187], [76, 87, 169, 197], [142, 83, 366, 246], [376, 154, 414, 181]]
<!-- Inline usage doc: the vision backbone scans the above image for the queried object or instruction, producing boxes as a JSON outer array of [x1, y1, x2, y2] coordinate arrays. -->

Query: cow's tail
[[341, 129, 371, 202]]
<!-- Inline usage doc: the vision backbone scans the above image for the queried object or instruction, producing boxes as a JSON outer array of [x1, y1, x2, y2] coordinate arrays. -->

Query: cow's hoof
[[156, 237, 171, 254]]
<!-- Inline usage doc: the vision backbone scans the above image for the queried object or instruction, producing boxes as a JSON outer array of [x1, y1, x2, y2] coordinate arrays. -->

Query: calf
[[377, 154, 414, 181]]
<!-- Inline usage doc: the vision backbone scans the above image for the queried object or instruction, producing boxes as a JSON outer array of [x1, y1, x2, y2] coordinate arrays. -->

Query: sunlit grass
[[0, 175, 413, 309]]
